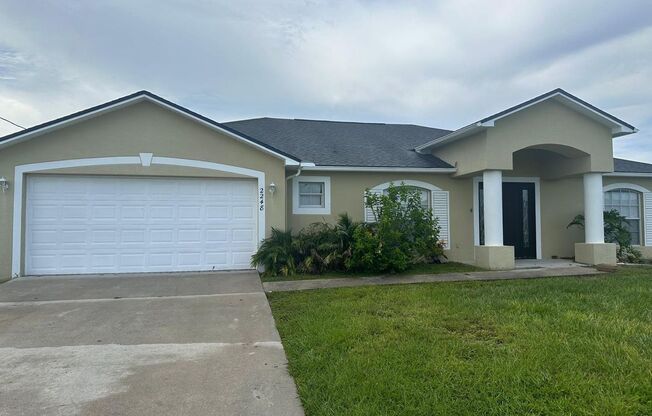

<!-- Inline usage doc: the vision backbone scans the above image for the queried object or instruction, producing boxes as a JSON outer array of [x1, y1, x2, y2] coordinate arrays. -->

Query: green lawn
[[260, 262, 481, 282], [268, 267, 652, 415]]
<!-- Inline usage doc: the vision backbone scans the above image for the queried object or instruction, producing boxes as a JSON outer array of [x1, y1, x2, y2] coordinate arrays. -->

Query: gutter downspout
[[284, 162, 308, 230]]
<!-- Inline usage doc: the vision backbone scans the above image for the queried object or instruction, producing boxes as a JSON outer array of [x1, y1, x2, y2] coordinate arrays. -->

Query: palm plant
[[568, 209, 641, 262], [250, 228, 297, 277]]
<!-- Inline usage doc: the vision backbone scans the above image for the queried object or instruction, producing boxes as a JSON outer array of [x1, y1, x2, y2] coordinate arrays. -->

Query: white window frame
[[293, 176, 331, 215], [603, 183, 651, 246]]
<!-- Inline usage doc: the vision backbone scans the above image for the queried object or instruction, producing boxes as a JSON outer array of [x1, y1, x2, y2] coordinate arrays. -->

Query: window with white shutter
[[363, 181, 450, 249], [644, 192, 652, 246], [432, 190, 450, 249], [364, 189, 382, 222]]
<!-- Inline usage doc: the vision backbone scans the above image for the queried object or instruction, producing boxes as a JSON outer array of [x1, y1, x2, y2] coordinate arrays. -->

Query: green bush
[[252, 185, 444, 276], [252, 214, 360, 277], [294, 214, 360, 274], [250, 228, 296, 277], [350, 184, 444, 273], [567, 209, 642, 263]]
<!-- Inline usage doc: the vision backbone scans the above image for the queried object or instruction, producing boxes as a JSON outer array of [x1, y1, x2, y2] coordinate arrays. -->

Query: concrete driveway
[[0, 271, 304, 416]]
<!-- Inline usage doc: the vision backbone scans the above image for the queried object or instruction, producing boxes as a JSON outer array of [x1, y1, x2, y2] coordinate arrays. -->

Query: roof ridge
[[614, 157, 652, 165], [226, 116, 453, 131]]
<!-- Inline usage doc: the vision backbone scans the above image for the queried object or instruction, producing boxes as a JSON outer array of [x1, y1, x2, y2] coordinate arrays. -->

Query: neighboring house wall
[[287, 171, 476, 264], [433, 100, 614, 177], [0, 101, 286, 279]]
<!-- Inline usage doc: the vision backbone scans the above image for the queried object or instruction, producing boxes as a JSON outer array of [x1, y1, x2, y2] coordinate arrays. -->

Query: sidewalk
[[263, 266, 602, 292]]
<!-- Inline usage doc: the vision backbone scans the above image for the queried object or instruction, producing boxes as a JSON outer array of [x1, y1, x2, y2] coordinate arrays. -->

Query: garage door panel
[[25, 175, 258, 275], [178, 205, 202, 221]]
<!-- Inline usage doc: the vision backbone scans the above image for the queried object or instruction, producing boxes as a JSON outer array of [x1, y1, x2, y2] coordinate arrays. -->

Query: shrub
[[250, 228, 297, 277], [251, 186, 444, 277], [350, 184, 444, 273], [567, 209, 642, 263], [252, 214, 360, 277]]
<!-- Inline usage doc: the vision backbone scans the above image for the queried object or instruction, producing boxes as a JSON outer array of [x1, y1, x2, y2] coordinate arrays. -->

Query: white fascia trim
[[603, 183, 651, 193], [12, 155, 266, 278], [478, 92, 635, 136], [472, 176, 542, 260], [604, 172, 652, 177], [416, 92, 637, 152], [0, 94, 301, 166], [292, 175, 331, 215], [415, 123, 482, 153], [301, 166, 456, 173], [0, 96, 147, 150], [370, 179, 442, 192]]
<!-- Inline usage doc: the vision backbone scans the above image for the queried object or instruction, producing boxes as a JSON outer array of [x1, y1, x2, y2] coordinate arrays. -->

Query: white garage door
[[25, 175, 258, 275]]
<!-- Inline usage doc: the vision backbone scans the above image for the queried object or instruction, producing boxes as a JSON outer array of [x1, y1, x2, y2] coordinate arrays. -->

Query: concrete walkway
[[0, 271, 304, 416], [263, 266, 602, 292]]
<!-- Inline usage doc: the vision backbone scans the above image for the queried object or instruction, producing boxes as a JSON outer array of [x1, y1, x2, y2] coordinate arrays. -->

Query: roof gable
[[416, 88, 638, 153], [0, 91, 301, 165]]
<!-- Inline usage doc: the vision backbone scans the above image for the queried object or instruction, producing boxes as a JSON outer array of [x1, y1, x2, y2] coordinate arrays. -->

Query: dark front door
[[502, 182, 536, 259], [478, 181, 537, 259]]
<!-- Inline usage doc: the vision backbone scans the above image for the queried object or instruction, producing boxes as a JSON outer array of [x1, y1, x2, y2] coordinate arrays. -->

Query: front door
[[502, 182, 536, 259], [478, 181, 537, 259]]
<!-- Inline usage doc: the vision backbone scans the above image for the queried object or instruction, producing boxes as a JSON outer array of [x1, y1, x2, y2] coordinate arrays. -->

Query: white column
[[583, 173, 605, 244], [483, 170, 503, 246]]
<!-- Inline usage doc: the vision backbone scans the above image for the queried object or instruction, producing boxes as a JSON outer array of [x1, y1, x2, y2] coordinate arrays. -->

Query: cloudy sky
[[0, 0, 650, 161]]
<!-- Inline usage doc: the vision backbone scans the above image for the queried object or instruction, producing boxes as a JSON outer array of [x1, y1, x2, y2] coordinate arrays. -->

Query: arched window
[[364, 180, 450, 249], [383, 185, 431, 210], [604, 188, 642, 245]]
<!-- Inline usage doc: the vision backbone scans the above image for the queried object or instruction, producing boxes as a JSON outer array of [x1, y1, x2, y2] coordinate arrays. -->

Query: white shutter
[[364, 189, 383, 222], [644, 192, 652, 246], [432, 190, 450, 249]]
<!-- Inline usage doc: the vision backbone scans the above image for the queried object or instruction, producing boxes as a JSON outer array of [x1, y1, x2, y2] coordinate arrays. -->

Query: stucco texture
[[0, 101, 286, 280], [433, 100, 614, 177]]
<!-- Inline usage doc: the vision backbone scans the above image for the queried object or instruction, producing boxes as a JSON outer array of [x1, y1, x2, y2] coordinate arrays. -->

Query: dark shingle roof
[[223, 117, 453, 168], [614, 158, 652, 173]]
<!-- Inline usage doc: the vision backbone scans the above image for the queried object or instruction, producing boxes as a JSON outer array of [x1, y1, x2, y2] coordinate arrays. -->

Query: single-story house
[[0, 88, 649, 280]]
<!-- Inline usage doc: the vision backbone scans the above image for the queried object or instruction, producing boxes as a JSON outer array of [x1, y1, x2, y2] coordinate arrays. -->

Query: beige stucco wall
[[287, 172, 476, 263], [0, 101, 287, 280], [433, 100, 614, 177], [537, 176, 584, 258]]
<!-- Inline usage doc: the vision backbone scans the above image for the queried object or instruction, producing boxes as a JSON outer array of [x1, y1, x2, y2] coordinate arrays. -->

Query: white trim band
[[300, 166, 456, 173]]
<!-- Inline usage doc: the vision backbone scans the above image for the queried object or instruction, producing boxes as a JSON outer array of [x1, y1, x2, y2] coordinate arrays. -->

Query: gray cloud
[[0, 0, 650, 161]]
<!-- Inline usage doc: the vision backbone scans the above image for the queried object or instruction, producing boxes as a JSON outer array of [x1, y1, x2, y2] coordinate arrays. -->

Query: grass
[[268, 267, 652, 415], [260, 262, 481, 282]]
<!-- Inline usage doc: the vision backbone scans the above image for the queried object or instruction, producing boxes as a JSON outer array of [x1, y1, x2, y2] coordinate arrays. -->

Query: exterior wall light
[[0, 177, 8, 192], [268, 182, 277, 195]]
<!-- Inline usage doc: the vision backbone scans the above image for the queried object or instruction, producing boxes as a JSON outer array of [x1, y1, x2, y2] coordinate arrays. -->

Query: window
[[604, 188, 641, 245], [364, 180, 450, 249], [383, 186, 431, 210], [293, 176, 331, 214], [299, 181, 325, 207]]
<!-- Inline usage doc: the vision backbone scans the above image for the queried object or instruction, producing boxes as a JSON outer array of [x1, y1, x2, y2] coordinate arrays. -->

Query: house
[[0, 88, 649, 280]]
